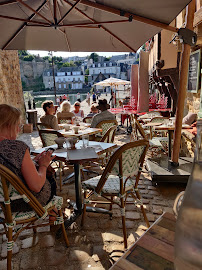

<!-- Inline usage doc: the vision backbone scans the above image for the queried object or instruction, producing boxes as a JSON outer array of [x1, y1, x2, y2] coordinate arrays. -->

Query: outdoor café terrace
[[0, 96, 186, 270]]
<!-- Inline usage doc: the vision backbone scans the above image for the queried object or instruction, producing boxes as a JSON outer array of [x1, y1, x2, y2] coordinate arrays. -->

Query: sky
[[28, 50, 128, 58]]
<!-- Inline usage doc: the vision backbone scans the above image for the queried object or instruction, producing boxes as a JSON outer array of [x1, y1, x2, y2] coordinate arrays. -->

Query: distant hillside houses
[[88, 54, 136, 86], [43, 66, 85, 90], [43, 53, 137, 90]]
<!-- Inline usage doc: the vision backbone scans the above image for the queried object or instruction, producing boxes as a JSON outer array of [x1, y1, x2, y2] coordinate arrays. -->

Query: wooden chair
[[83, 116, 93, 124], [38, 129, 65, 148], [99, 125, 117, 143], [130, 115, 167, 157], [96, 119, 118, 137], [38, 129, 66, 191], [81, 140, 150, 248], [36, 122, 52, 131], [0, 164, 69, 270], [57, 116, 72, 124]]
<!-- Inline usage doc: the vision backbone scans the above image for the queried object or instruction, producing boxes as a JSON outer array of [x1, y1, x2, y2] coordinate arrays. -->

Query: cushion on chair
[[0, 195, 63, 222], [182, 112, 197, 125], [82, 175, 135, 194]]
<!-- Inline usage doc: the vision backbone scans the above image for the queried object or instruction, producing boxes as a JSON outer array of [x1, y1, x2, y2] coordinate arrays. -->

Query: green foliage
[[32, 75, 45, 92], [85, 68, 89, 75], [89, 53, 99, 62], [85, 75, 88, 84], [22, 76, 45, 92], [18, 50, 29, 58], [104, 57, 111, 61], [23, 55, 35, 61], [74, 60, 81, 67], [62, 61, 76, 67], [43, 56, 51, 62]]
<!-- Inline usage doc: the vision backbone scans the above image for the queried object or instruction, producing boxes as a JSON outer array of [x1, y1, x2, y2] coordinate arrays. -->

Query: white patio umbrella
[[94, 77, 130, 87]]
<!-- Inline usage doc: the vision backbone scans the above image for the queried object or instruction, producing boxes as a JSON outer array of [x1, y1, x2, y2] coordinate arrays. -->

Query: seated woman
[[87, 103, 99, 117], [57, 101, 75, 123], [71, 101, 84, 119], [0, 104, 56, 214]]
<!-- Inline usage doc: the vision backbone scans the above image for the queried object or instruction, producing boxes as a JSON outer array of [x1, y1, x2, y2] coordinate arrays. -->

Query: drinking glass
[[82, 135, 89, 148]]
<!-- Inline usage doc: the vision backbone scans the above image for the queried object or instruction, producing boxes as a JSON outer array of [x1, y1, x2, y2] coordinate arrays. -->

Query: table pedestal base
[[146, 156, 193, 185]]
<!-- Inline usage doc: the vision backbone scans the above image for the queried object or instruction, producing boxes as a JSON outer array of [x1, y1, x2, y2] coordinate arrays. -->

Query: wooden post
[[171, 0, 195, 164]]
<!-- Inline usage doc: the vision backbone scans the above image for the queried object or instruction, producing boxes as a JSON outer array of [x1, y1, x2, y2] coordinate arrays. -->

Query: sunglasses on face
[[75, 104, 80, 107]]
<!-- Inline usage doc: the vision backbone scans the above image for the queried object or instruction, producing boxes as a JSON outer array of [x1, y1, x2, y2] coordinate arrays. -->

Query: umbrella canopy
[[94, 77, 130, 87], [0, 0, 191, 52]]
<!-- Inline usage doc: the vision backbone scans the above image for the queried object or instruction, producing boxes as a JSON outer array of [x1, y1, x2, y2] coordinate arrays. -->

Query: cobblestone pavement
[[0, 98, 185, 270]]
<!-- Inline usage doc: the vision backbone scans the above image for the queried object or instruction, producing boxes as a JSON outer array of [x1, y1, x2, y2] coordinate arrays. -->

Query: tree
[[62, 61, 76, 67], [74, 60, 81, 67], [18, 50, 29, 57], [89, 52, 99, 62], [23, 55, 35, 61], [104, 57, 111, 61]]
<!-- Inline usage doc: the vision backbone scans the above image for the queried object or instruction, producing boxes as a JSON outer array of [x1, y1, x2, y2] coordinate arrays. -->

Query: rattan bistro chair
[[38, 129, 66, 191], [81, 140, 150, 248], [0, 164, 69, 270], [57, 116, 72, 124], [36, 122, 52, 131], [83, 116, 93, 124], [96, 119, 118, 137], [38, 129, 65, 147]]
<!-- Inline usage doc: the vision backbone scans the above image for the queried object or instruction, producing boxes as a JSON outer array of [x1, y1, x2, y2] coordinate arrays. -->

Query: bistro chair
[[81, 140, 150, 248], [38, 129, 66, 191], [96, 119, 118, 136], [94, 125, 117, 167], [38, 129, 65, 147], [0, 164, 69, 270], [57, 116, 72, 124], [92, 119, 118, 141], [36, 122, 52, 131], [130, 114, 166, 157], [83, 116, 93, 124]]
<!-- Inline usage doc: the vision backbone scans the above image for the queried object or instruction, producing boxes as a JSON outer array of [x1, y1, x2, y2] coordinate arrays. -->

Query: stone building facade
[[20, 59, 50, 85], [0, 50, 25, 121]]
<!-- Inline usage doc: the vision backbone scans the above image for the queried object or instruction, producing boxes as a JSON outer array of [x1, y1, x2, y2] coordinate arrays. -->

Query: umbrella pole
[[171, 0, 195, 165]]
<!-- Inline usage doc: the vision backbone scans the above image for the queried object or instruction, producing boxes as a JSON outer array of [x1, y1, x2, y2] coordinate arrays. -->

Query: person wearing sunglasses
[[71, 101, 84, 118]]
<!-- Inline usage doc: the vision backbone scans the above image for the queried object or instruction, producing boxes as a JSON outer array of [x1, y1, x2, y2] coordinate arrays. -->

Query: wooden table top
[[31, 141, 117, 161], [144, 122, 163, 127], [154, 124, 192, 131], [59, 127, 102, 138], [110, 212, 176, 270]]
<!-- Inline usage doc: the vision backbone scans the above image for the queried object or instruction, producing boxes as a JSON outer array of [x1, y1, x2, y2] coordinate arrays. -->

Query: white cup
[[64, 124, 70, 131], [73, 126, 79, 134], [82, 135, 89, 148]]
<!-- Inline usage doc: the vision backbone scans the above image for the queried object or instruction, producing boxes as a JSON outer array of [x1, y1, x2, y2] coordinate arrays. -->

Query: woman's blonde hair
[[0, 104, 21, 130], [61, 101, 71, 112]]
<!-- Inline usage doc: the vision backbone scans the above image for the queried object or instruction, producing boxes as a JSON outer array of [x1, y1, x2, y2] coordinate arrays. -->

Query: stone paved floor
[[0, 99, 186, 270]]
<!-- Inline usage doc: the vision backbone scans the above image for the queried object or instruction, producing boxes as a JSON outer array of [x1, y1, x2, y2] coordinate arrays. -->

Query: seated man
[[40, 100, 59, 130], [91, 99, 116, 128]]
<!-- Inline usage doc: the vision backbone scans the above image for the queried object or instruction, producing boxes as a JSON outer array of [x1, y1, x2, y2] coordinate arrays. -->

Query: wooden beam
[[63, 0, 136, 52], [0, 0, 17, 6], [60, 19, 129, 27], [0, 14, 50, 25], [53, 0, 57, 24], [2, 0, 48, 49], [17, 0, 52, 24], [73, 0, 178, 33], [58, 0, 81, 25], [172, 0, 196, 164]]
